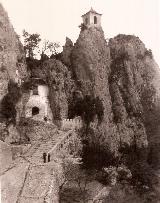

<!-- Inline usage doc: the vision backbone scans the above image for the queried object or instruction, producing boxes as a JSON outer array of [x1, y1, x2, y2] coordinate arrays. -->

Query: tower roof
[[82, 7, 102, 17]]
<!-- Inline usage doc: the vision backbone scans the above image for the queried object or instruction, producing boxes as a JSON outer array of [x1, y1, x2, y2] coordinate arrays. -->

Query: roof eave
[[82, 11, 102, 17]]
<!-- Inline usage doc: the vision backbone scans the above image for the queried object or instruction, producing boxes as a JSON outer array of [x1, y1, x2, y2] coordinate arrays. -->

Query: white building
[[25, 78, 53, 122], [82, 8, 102, 28]]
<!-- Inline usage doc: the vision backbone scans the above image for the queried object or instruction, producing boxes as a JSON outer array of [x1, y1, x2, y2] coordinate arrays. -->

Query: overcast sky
[[1, 0, 160, 66]]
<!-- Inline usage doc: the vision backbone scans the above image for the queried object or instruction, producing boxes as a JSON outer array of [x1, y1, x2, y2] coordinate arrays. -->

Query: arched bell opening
[[94, 16, 97, 24]]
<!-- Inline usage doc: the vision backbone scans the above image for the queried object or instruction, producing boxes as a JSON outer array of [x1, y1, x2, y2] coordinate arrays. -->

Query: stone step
[[23, 130, 67, 164], [24, 143, 40, 157], [28, 136, 64, 164]]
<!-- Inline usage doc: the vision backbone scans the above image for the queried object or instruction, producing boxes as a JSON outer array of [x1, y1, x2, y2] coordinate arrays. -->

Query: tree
[[47, 41, 60, 55], [69, 95, 104, 127], [41, 40, 61, 60], [22, 30, 41, 58]]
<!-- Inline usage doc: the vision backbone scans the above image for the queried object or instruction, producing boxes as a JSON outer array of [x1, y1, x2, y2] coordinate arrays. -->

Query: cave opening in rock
[[32, 106, 39, 116]]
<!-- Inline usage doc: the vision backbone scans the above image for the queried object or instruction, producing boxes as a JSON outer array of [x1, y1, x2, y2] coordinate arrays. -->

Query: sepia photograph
[[0, 0, 160, 202]]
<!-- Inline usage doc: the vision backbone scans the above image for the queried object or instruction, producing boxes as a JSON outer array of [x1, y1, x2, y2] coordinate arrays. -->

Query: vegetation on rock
[[1, 80, 21, 124]]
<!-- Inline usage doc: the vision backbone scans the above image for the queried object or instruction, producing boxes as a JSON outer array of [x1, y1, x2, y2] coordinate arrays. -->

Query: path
[[1, 128, 68, 203], [23, 130, 65, 164]]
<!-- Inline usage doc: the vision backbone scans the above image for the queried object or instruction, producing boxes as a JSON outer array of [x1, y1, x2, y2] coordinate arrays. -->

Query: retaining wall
[[61, 117, 83, 130]]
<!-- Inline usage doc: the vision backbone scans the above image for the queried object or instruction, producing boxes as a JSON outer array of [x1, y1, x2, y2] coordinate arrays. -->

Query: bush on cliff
[[118, 142, 158, 194], [1, 80, 21, 124], [68, 94, 104, 126]]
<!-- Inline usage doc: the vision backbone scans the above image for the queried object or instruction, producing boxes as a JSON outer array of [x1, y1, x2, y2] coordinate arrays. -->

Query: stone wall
[[25, 86, 53, 122], [25, 95, 52, 121], [61, 117, 82, 131]]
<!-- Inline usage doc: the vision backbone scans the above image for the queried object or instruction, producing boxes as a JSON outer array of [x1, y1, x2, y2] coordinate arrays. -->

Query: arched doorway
[[94, 16, 97, 24], [32, 106, 39, 116]]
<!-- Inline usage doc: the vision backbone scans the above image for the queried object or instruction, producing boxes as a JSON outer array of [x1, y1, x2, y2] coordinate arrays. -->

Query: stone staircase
[[23, 143, 41, 158], [23, 130, 65, 164], [1, 127, 78, 203]]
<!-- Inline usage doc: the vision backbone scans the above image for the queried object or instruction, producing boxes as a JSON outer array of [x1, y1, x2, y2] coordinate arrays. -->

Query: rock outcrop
[[30, 59, 75, 122], [70, 28, 160, 166], [109, 34, 160, 166], [0, 4, 28, 142], [71, 27, 119, 151], [0, 4, 27, 100], [61, 37, 73, 67]]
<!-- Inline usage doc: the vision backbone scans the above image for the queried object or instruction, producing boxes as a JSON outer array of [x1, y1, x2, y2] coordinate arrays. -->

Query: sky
[[1, 0, 160, 66]]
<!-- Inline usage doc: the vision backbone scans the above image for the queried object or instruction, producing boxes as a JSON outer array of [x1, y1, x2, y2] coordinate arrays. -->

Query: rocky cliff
[[0, 4, 28, 141], [0, 4, 27, 100], [29, 58, 75, 121], [69, 27, 160, 167], [109, 35, 160, 166]]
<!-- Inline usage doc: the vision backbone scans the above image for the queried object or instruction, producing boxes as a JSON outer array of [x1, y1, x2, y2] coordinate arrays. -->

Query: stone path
[[1, 159, 30, 203], [23, 130, 65, 164], [1, 127, 75, 203], [16, 164, 55, 203], [1, 157, 58, 203], [1, 129, 68, 203]]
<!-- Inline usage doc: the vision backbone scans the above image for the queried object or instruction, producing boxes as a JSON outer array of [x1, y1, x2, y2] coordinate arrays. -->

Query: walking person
[[43, 152, 47, 163], [48, 153, 50, 162]]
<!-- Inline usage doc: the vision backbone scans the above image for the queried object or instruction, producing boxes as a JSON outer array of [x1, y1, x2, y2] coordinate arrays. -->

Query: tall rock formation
[[71, 27, 119, 152], [61, 37, 73, 67], [0, 4, 28, 141], [0, 4, 27, 100], [109, 34, 160, 166], [30, 58, 75, 122], [70, 27, 160, 166]]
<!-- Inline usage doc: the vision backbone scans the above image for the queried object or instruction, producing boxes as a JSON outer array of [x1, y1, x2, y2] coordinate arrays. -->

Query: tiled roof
[[82, 7, 102, 17]]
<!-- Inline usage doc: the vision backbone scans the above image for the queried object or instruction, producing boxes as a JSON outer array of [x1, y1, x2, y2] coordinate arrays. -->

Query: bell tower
[[81, 7, 102, 28]]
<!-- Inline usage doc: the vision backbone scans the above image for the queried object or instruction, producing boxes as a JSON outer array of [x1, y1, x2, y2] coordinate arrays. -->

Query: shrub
[[145, 49, 153, 58], [82, 143, 118, 170], [118, 143, 157, 194], [1, 80, 21, 124], [79, 23, 87, 31], [68, 95, 104, 126], [102, 165, 132, 186]]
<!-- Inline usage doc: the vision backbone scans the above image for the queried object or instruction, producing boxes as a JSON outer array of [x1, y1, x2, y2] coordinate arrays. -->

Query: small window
[[33, 86, 38, 95], [94, 16, 97, 24]]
